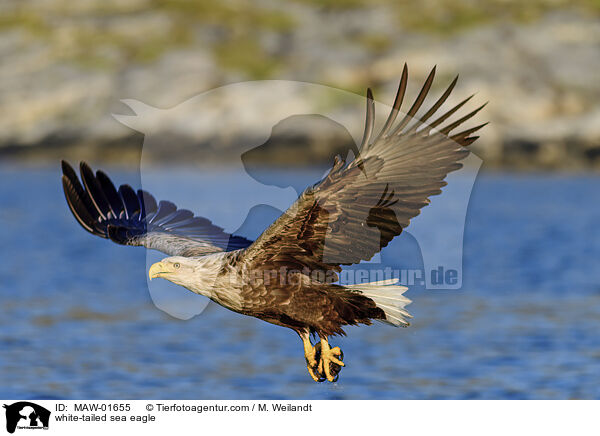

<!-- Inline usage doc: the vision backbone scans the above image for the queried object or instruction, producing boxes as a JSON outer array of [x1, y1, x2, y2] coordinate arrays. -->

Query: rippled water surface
[[0, 165, 599, 399]]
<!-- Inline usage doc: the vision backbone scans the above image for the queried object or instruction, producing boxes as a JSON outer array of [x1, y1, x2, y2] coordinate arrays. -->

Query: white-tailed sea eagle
[[61, 65, 485, 382]]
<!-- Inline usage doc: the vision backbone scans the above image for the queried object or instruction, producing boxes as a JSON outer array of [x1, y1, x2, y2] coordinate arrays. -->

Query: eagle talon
[[301, 332, 326, 382], [307, 363, 325, 382], [306, 357, 325, 382], [310, 364, 326, 383], [316, 338, 345, 382], [328, 358, 343, 379]]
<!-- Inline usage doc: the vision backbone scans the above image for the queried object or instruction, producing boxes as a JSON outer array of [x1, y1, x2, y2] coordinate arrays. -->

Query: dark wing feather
[[61, 161, 253, 256], [243, 64, 485, 279]]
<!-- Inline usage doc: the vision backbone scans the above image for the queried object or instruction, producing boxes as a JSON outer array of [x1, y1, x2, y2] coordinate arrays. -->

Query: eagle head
[[149, 256, 198, 287]]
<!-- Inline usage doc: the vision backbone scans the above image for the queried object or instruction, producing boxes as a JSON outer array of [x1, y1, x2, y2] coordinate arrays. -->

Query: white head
[[148, 256, 199, 288]]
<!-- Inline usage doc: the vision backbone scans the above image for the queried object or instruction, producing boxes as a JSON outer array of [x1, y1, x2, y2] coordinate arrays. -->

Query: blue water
[[0, 164, 599, 399]]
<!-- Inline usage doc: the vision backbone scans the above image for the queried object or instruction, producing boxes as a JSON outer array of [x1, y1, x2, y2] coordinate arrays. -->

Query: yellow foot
[[301, 332, 325, 382], [306, 356, 323, 383], [316, 337, 345, 382]]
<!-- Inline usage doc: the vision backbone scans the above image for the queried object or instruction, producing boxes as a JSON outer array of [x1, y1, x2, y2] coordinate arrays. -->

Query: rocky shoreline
[[1, 2, 598, 169]]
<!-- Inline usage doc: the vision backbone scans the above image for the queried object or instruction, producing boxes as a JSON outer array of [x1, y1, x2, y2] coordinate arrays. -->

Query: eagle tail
[[350, 279, 412, 327]]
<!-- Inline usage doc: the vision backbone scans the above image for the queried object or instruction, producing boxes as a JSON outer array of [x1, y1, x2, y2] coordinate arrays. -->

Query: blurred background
[[1, 0, 599, 167], [0, 0, 599, 399]]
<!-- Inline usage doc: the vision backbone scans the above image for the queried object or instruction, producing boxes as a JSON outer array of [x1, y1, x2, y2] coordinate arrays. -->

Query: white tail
[[350, 279, 412, 327]]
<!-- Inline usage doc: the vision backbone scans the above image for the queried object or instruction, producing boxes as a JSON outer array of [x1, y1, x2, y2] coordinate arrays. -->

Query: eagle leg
[[316, 336, 345, 382], [300, 331, 324, 382]]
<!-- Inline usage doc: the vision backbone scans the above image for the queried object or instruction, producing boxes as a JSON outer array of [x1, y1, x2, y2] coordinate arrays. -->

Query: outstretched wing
[[61, 161, 253, 256], [243, 64, 486, 279]]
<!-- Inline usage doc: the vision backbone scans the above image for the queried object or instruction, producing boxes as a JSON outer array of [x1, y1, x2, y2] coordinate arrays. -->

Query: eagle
[[61, 64, 485, 383]]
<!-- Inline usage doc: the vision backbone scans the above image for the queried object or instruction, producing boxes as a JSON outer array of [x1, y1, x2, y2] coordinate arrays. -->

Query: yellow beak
[[149, 262, 166, 280]]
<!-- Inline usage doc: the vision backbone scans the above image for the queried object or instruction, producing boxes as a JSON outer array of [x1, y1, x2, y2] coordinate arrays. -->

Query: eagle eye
[[174, 262, 180, 269]]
